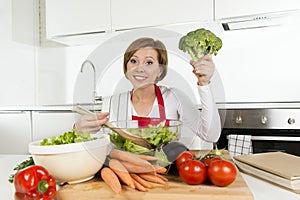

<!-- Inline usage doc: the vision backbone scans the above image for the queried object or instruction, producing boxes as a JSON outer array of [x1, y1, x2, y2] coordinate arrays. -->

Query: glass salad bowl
[[103, 119, 183, 154]]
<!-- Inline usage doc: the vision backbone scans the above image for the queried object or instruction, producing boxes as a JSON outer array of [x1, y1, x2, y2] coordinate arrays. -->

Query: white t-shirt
[[102, 85, 221, 150]]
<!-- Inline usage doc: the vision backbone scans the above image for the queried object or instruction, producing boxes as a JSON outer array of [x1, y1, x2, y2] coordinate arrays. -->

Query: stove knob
[[261, 116, 268, 124], [235, 115, 243, 124], [288, 118, 295, 125]]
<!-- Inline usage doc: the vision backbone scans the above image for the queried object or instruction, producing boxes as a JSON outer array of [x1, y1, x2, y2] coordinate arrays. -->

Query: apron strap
[[155, 84, 166, 120], [131, 85, 169, 127], [130, 85, 166, 119]]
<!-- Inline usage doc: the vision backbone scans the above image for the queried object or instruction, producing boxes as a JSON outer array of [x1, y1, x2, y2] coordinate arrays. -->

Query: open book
[[233, 152, 300, 193]]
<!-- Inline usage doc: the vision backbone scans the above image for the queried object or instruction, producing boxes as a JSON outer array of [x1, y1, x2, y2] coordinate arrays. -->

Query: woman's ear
[[158, 64, 164, 78], [155, 69, 163, 82]]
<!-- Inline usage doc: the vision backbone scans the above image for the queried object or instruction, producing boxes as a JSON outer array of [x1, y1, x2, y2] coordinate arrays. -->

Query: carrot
[[121, 161, 155, 173], [109, 159, 135, 189], [153, 165, 168, 174], [138, 173, 167, 185], [151, 173, 168, 182], [132, 178, 147, 192], [130, 173, 153, 189], [100, 167, 122, 194], [109, 149, 153, 168], [135, 154, 159, 161]]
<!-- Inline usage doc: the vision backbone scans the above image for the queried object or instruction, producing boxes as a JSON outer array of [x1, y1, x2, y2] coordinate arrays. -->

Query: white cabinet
[[32, 111, 76, 141], [215, 0, 300, 19], [13, 0, 214, 46], [41, 0, 111, 38], [111, 0, 213, 31], [0, 111, 31, 154], [0, 109, 77, 154]]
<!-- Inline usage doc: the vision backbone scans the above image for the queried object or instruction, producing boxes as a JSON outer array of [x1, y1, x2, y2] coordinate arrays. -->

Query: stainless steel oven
[[217, 108, 300, 156]]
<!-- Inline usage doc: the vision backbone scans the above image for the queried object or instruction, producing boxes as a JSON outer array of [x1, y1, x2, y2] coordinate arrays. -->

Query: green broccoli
[[178, 28, 222, 61]]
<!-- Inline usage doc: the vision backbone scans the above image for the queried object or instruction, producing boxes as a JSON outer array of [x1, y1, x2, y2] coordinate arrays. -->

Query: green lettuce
[[109, 122, 178, 154], [40, 130, 96, 145]]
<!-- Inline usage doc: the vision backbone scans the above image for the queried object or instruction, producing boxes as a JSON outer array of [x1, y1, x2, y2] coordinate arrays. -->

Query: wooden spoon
[[72, 106, 155, 149]]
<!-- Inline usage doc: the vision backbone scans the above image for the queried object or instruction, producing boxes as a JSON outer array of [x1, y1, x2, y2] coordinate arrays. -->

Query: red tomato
[[207, 159, 237, 187], [178, 160, 207, 185], [176, 151, 194, 168], [202, 156, 221, 167]]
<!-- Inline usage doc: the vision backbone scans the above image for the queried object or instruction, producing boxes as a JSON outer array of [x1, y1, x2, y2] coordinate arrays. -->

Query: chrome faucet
[[80, 60, 97, 104]]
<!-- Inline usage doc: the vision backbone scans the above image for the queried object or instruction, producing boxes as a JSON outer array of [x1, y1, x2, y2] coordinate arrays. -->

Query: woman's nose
[[135, 66, 145, 72]]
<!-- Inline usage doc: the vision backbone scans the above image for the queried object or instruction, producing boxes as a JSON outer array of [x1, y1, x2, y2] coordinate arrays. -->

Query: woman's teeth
[[134, 75, 146, 80]]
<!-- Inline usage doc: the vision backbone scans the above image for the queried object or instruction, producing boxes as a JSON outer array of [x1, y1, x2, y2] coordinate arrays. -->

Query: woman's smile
[[133, 74, 147, 81]]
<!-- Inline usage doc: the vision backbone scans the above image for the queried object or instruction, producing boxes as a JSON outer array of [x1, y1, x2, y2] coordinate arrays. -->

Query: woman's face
[[126, 47, 162, 89]]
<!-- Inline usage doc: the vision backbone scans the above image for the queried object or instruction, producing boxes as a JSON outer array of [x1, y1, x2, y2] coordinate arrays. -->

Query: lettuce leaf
[[109, 122, 178, 154]]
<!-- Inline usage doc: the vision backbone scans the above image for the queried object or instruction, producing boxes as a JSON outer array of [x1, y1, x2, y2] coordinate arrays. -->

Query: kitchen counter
[[1, 155, 299, 200]]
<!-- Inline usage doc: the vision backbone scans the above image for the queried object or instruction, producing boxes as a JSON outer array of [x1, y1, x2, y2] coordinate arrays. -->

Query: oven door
[[218, 108, 300, 156], [251, 134, 300, 156], [218, 128, 300, 156]]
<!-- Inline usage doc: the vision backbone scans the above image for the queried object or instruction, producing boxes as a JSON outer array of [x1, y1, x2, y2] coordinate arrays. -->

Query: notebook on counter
[[233, 151, 300, 193]]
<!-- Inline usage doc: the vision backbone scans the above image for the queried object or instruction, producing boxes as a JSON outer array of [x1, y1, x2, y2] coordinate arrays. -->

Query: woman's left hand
[[190, 54, 215, 86]]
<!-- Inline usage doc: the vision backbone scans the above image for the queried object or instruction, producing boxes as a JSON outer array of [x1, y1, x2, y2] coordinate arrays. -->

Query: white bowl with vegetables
[[28, 131, 110, 184]]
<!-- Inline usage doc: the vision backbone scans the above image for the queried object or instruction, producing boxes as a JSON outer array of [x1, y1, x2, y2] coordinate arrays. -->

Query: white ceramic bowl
[[28, 135, 110, 184]]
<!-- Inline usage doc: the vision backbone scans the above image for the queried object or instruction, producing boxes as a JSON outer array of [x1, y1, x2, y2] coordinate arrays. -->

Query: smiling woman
[[73, 28, 223, 151]]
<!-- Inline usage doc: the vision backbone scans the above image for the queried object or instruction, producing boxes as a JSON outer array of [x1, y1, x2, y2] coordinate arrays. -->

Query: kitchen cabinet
[[215, 0, 300, 19], [42, 0, 110, 37], [40, 0, 111, 45], [37, 0, 214, 46], [31, 111, 76, 141], [0, 111, 31, 154], [111, 0, 213, 31], [0, 107, 78, 154]]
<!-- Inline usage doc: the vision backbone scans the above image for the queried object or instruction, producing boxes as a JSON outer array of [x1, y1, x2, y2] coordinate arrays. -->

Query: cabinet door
[[32, 111, 76, 141], [111, 0, 213, 31], [0, 111, 31, 154], [43, 0, 111, 38], [215, 0, 300, 19]]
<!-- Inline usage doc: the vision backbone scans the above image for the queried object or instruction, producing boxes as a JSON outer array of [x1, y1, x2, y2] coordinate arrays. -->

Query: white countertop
[[1, 154, 299, 200]]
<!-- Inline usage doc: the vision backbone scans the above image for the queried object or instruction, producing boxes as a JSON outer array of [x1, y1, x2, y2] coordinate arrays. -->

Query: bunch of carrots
[[100, 149, 168, 193]]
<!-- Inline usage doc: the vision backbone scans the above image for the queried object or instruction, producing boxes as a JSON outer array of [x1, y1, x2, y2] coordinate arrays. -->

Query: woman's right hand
[[74, 112, 109, 134]]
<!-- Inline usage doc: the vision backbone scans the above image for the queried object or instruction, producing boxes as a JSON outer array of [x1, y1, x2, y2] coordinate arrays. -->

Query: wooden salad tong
[[72, 105, 155, 149]]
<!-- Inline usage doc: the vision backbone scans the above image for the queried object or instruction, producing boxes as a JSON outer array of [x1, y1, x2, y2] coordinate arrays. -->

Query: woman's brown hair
[[123, 37, 168, 82]]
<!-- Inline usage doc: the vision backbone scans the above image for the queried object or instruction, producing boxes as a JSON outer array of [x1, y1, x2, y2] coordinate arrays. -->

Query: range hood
[[219, 9, 300, 31]]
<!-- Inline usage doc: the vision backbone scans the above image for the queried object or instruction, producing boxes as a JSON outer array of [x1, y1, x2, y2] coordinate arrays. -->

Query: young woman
[[74, 37, 221, 149]]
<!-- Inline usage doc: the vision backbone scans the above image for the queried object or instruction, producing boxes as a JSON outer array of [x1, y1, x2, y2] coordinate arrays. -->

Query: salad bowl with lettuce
[[28, 130, 110, 184], [105, 119, 185, 166]]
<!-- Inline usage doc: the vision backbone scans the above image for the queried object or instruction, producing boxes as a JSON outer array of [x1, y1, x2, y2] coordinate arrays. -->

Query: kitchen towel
[[228, 134, 253, 156]]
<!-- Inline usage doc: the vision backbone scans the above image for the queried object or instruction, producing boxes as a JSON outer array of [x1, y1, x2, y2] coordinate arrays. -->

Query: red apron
[[131, 85, 170, 128]]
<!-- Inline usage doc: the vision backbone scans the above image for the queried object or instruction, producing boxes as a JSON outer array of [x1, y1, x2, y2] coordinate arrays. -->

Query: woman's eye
[[145, 61, 153, 65], [130, 59, 137, 64]]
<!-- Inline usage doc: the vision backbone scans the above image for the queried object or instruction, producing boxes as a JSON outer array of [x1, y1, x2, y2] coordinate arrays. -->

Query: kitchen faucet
[[80, 60, 97, 104]]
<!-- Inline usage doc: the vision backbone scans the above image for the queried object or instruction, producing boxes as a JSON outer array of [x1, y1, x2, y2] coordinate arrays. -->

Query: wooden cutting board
[[56, 151, 253, 200]]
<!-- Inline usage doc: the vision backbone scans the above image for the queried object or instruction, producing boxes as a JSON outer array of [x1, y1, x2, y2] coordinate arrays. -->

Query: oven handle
[[251, 136, 300, 141]]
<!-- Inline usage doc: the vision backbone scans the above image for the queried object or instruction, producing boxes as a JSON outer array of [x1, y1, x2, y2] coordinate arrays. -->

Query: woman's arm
[[168, 86, 221, 143]]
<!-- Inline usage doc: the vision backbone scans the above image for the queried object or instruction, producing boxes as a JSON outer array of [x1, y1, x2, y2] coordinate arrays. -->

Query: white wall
[[0, 0, 36, 106], [215, 22, 300, 103]]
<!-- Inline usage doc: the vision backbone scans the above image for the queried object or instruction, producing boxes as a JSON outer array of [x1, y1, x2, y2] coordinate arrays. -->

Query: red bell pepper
[[14, 165, 56, 200]]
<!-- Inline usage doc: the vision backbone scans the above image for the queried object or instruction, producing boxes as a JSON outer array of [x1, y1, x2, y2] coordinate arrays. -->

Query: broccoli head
[[178, 28, 222, 61]]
